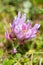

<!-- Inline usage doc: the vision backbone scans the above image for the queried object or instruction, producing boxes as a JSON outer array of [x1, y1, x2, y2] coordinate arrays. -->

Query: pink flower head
[[5, 12, 40, 43], [12, 12, 40, 40], [10, 48, 17, 54]]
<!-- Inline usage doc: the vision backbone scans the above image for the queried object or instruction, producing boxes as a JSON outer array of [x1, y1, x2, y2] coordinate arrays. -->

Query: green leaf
[[15, 53, 21, 59], [3, 58, 14, 65], [0, 49, 3, 58]]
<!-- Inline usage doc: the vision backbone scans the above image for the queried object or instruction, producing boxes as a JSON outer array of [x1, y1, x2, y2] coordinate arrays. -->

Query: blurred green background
[[0, 0, 43, 65]]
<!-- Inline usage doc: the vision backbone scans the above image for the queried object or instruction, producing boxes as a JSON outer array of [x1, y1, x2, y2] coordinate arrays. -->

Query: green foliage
[[15, 53, 22, 59], [0, 49, 3, 58], [3, 58, 14, 65], [30, 0, 43, 5], [0, 0, 43, 65], [0, 22, 5, 34]]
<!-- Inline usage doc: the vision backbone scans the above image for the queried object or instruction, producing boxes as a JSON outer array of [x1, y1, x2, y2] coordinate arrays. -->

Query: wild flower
[[5, 12, 40, 44], [10, 48, 17, 54], [10, 12, 40, 40]]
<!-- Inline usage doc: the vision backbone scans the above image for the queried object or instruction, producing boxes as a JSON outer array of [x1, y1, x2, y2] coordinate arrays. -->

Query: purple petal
[[13, 16, 17, 25], [18, 11, 21, 18], [21, 14, 26, 23], [29, 28, 38, 38], [14, 24, 22, 34], [25, 29, 32, 39], [27, 20, 32, 29], [5, 31, 10, 40], [33, 24, 40, 29], [22, 23, 27, 30], [32, 28, 37, 34], [16, 31, 24, 40], [30, 34, 36, 38]]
